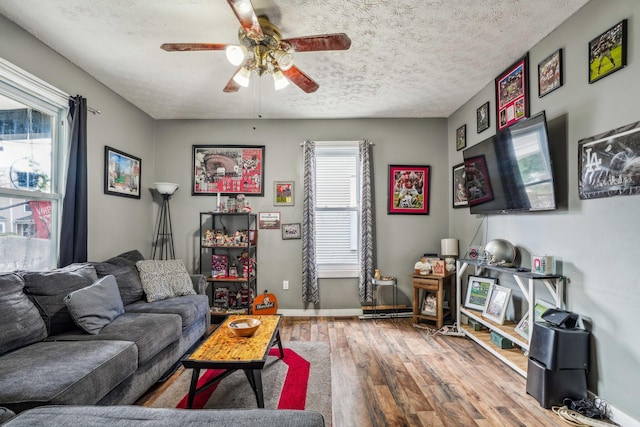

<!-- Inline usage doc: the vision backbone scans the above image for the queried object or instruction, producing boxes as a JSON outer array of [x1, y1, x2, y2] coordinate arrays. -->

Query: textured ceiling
[[0, 0, 589, 120]]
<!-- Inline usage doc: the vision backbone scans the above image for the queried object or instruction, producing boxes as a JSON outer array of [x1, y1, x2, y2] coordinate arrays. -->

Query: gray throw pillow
[[64, 275, 125, 334], [21, 263, 99, 335], [0, 273, 48, 356], [135, 260, 196, 303], [92, 261, 144, 305]]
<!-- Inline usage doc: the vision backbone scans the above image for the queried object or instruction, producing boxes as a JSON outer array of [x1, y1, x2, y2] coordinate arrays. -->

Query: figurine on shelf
[[237, 250, 256, 278], [236, 283, 254, 307], [414, 256, 431, 275], [236, 193, 245, 211], [234, 230, 242, 245], [203, 229, 213, 245]]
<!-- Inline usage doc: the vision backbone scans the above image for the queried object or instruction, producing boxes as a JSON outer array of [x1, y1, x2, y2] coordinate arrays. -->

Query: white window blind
[[314, 144, 359, 276]]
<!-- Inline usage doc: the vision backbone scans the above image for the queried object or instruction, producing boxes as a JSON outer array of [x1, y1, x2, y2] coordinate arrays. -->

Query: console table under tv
[[455, 259, 564, 377]]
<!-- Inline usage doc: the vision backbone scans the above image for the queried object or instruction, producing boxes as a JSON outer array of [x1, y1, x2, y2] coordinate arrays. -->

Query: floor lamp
[[153, 182, 179, 260]]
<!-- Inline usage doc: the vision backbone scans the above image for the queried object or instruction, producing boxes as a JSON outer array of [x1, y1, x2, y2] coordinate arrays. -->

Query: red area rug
[[176, 347, 310, 410], [150, 342, 331, 424]]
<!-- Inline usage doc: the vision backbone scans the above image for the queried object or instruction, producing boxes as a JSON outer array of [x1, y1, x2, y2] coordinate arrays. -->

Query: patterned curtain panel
[[358, 140, 376, 304], [302, 140, 319, 304]]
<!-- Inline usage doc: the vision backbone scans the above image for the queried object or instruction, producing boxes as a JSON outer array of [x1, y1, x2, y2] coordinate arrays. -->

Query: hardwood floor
[[138, 316, 565, 426]]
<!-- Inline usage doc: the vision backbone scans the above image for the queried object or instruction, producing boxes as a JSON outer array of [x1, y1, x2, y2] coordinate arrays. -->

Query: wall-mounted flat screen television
[[463, 111, 557, 214]]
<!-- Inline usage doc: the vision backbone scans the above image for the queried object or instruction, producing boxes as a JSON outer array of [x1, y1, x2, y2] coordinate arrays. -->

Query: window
[[314, 142, 360, 277], [0, 58, 68, 271]]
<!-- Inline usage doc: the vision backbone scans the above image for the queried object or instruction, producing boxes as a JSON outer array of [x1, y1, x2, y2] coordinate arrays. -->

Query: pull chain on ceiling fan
[[161, 0, 351, 93]]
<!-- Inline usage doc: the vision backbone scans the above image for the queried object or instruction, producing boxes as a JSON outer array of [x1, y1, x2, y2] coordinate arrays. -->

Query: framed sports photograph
[[482, 284, 511, 325], [210, 254, 228, 278], [464, 276, 497, 311], [274, 181, 294, 206], [421, 292, 437, 316], [258, 212, 281, 229], [282, 223, 301, 240], [476, 102, 490, 133], [456, 124, 466, 151], [387, 165, 430, 215], [495, 53, 529, 131], [464, 155, 494, 206], [452, 163, 468, 208], [589, 19, 627, 84], [104, 146, 141, 199], [538, 49, 563, 97], [578, 120, 640, 199], [515, 299, 554, 339], [192, 145, 265, 196]]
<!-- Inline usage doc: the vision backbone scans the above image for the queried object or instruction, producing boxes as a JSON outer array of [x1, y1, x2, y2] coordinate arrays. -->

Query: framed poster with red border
[[495, 53, 529, 131], [192, 145, 265, 196], [387, 165, 430, 215]]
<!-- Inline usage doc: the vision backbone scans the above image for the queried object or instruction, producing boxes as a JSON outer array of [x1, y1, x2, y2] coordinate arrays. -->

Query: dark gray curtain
[[358, 140, 376, 304], [58, 95, 88, 267], [301, 140, 319, 304]]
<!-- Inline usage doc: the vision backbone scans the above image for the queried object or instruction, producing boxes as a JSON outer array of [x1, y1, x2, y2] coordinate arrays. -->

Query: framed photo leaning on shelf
[[482, 284, 511, 324], [464, 276, 497, 311], [514, 299, 554, 339]]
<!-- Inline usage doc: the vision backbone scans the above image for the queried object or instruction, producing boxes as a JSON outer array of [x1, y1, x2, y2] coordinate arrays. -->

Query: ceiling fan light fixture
[[225, 45, 248, 66], [232, 66, 252, 87], [272, 69, 290, 90], [273, 50, 294, 71]]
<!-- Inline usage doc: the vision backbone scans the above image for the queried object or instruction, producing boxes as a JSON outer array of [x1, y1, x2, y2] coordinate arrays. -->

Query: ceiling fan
[[161, 0, 351, 93]]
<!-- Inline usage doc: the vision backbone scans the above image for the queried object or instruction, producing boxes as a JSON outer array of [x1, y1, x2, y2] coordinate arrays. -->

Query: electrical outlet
[[283, 280, 289, 290]]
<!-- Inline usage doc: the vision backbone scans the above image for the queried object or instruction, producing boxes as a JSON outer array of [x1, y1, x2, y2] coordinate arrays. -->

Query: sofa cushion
[[92, 261, 143, 306], [64, 275, 124, 334], [0, 340, 137, 413], [46, 312, 181, 366], [125, 294, 209, 331], [0, 273, 48, 356], [107, 250, 146, 264], [135, 260, 196, 303], [21, 264, 99, 335]]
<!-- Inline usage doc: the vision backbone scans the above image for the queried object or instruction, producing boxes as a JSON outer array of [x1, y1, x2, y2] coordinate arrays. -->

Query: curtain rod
[[299, 140, 374, 146], [68, 96, 101, 115]]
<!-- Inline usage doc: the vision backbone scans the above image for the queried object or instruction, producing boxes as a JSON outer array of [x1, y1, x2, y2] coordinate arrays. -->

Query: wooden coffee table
[[182, 314, 283, 409]]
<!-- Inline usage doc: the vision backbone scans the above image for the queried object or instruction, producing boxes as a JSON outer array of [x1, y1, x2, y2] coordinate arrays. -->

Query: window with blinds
[[315, 144, 359, 277]]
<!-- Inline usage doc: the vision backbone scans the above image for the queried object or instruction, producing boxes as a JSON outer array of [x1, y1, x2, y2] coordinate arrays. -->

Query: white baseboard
[[278, 308, 363, 317], [585, 391, 639, 426]]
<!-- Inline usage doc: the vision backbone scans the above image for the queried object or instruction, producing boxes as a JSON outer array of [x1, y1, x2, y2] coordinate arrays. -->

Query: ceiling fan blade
[[282, 66, 319, 93], [223, 73, 242, 93], [161, 43, 229, 52], [283, 33, 351, 52], [227, 0, 264, 39]]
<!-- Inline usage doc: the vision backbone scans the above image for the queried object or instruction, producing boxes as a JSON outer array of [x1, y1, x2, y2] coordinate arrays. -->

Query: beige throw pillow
[[135, 260, 196, 302]]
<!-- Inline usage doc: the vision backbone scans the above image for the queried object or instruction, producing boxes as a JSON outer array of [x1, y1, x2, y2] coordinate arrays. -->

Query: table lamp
[[441, 238, 459, 272]]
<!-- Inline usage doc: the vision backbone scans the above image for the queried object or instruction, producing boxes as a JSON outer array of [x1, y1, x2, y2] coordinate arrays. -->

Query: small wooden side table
[[411, 272, 456, 329]]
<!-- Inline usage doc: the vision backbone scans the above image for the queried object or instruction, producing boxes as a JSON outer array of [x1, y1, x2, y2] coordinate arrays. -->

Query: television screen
[[463, 111, 557, 214]]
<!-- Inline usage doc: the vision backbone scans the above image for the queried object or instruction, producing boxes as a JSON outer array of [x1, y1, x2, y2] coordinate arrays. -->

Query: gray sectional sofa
[[0, 250, 211, 414], [0, 405, 325, 426]]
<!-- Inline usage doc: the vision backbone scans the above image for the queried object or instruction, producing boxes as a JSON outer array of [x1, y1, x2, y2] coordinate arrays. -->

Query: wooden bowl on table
[[228, 318, 261, 337]]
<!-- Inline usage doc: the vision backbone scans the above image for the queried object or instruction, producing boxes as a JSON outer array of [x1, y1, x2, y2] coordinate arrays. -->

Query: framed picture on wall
[[104, 146, 141, 199], [476, 102, 490, 133], [452, 163, 468, 208], [274, 181, 294, 206], [387, 165, 430, 215], [588, 19, 627, 84], [538, 49, 563, 97], [456, 124, 466, 151], [495, 53, 529, 131], [192, 145, 265, 196]]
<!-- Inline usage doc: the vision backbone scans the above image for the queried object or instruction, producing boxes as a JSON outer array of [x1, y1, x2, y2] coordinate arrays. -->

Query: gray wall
[[0, 14, 156, 263], [447, 0, 639, 422], [154, 118, 448, 312]]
